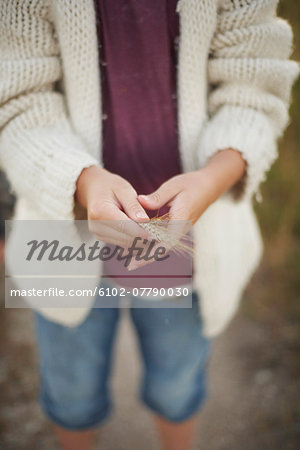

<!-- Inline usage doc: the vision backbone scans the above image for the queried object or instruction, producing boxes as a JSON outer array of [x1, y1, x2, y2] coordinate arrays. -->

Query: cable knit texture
[[0, 0, 298, 336]]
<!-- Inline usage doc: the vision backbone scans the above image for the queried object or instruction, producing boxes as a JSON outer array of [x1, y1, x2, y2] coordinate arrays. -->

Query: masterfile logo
[[5, 220, 193, 309]]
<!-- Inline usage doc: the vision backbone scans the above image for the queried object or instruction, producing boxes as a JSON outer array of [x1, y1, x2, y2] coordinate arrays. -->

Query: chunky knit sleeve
[[0, 1, 100, 219], [197, 0, 299, 202]]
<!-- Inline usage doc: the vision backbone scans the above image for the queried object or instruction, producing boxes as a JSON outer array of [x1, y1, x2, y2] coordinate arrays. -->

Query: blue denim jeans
[[34, 285, 211, 430]]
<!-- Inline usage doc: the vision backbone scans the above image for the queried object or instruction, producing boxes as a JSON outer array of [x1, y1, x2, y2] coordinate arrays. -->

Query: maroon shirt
[[95, 0, 181, 201], [94, 0, 192, 287]]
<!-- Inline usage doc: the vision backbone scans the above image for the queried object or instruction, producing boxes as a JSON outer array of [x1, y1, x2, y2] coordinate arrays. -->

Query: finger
[[92, 231, 159, 266], [115, 186, 149, 222], [90, 224, 145, 250], [138, 180, 180, 211], [89, 197, 128, 221], [89, 200, 150, 240], [167, 196, 193, 242], [93, 235, 143, 252], [140, 195, 191, 250], [90, 219, 151, 242]]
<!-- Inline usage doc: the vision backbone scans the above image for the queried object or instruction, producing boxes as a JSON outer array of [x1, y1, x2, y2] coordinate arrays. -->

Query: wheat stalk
[[138, 213, 194, 257]]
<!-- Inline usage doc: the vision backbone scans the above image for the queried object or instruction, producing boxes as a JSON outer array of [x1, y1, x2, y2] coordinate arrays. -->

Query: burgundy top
[[94, 0, 193, 288], [95, 0, 181, 201]]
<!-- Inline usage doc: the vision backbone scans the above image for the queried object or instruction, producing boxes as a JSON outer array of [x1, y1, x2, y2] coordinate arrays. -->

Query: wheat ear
[[138, 213, 194, 257]]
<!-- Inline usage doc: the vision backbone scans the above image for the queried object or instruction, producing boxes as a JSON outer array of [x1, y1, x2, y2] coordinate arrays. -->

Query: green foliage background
[[246, 0, 299, 350]]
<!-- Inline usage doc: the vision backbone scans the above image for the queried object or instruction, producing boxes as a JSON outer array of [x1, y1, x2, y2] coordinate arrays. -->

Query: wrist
[[75, 165, 105, 209], [201, 148, 247, 200]]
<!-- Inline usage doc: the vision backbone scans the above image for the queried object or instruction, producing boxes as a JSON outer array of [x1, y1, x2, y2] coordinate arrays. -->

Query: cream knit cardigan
[[0, 0, 298, 337]]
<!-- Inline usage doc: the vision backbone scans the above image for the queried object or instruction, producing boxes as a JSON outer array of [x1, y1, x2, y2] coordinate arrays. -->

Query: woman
[[0, 1, 298, 449]]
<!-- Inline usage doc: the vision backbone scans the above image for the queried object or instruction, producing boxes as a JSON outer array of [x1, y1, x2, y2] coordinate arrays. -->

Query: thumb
[[138, 182, 179, 210]]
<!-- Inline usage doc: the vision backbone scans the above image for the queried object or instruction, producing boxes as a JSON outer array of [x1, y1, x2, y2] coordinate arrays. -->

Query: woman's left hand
[[130, 149, 247, 270], [138, 148, 247, 226], [138, 170, 215, 227]]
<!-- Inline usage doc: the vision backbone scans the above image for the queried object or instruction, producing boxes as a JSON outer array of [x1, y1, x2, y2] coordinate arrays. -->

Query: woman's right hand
[[75, 166, 150, 248]]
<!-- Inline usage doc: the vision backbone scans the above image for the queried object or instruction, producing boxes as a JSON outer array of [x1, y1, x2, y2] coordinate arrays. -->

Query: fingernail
[[135, 210, 149, 219]]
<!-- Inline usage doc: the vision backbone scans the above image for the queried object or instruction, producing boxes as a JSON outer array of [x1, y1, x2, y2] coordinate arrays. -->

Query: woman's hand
[[138, 148, 247, 226], [131, 149, 247, 270], [75, 166, 150, 248]]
